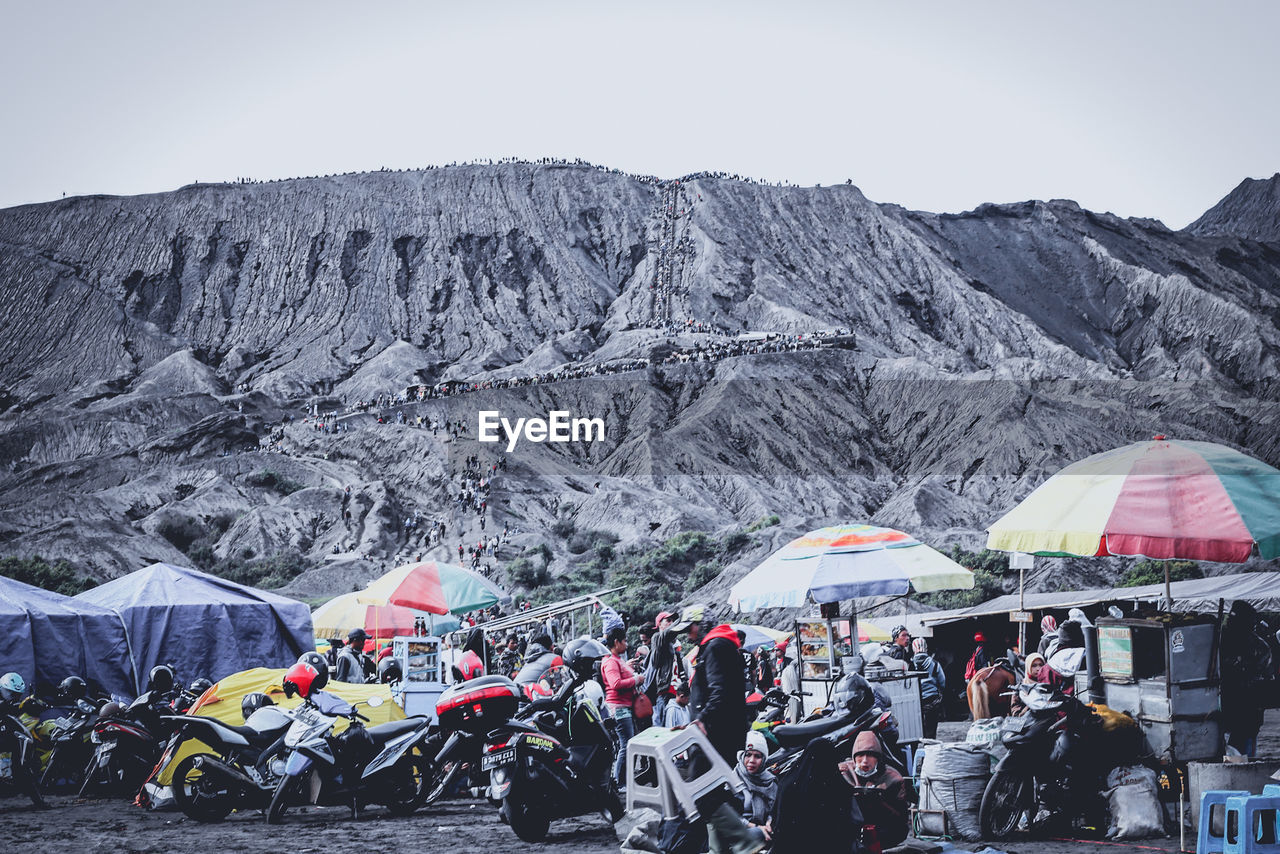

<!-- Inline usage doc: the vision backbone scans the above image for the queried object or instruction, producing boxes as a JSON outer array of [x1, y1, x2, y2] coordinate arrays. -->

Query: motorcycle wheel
[[600, 775, 625, 824], [170, 754, 235, 823], [384, 753, 429, 816], [980, 768, 1029, 839], [423, 758, 460, 805], [502, 795, 549, 842], [266, 774, 306, 825]]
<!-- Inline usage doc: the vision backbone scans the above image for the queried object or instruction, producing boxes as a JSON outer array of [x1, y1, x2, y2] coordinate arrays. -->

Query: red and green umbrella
[[987, 437, 1280, 563], [357, 561, 508, 615]]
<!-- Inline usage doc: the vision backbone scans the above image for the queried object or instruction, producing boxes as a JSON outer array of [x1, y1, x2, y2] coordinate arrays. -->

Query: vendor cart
[[391, 635, 445, 718], [796, 618, 925, 744], [1081, 615, 1222, 763]]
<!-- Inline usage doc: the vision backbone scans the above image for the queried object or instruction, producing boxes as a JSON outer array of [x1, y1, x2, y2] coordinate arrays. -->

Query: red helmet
[[283, 661, 325, 699], [974, 632, 986, 643], [454, 650, 484, 682]]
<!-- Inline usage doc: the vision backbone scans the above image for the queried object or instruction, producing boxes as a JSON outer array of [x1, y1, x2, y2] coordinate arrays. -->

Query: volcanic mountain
[[0, 163, 1277, 603]]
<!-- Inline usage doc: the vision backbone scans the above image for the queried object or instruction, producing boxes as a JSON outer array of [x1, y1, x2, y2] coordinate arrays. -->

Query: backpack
[[964, 649, 982, 682]]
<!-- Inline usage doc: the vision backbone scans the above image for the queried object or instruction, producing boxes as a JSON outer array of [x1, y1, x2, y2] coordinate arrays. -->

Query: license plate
[[481, 748, 516, 770]]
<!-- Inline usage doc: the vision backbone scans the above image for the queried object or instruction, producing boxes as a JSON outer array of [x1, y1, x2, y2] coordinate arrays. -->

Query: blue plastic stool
[[1200, 791, 1250, 854], [1224, 794, 1280, 854]]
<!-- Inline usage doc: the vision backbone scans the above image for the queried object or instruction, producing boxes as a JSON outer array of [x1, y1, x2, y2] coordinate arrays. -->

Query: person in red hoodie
[[601, 626, 638, 787]]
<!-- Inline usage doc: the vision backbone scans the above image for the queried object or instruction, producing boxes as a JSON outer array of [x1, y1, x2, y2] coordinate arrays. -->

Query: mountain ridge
[[1, 161, 1277, 601]]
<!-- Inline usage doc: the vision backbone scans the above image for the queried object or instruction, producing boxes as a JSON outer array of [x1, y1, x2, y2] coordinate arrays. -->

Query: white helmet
[[0, 672, 26, 702]]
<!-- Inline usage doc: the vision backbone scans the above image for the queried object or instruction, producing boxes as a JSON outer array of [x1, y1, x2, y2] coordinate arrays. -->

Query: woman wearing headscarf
[[1037, 615, 1059, 658], [1009, 652, 1046, 715], [735, 731, 777, 831]]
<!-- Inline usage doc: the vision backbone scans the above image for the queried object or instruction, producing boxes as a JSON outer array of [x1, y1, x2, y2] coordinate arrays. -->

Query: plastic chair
[[1224, 794, 1280, 854], [625, 726, 744, 820], [1200, 790, 1250, 854]]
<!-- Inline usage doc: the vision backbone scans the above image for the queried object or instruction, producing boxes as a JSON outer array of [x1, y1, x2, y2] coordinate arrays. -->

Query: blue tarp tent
[[74, 563, 313, 695], [0, 575, 135, 699]]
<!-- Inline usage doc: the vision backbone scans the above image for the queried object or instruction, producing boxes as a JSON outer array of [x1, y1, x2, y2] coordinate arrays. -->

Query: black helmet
[[99, 700, 123, 718], [832, 672, 874, 715], [562, 637, 609, 677], [189, 678, 213, 697], [148, 664, 176, 694], [241, 692, 275, 721], [297, 652, 330, 692], [59, 676, 88, 700], [377, 657, 403, 684]]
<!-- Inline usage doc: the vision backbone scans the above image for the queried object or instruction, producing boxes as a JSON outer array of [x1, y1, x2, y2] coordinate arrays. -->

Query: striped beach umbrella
[[986, 437, 1280, 563], [728, 524, 974, 612], [357, 561, 508, 615]]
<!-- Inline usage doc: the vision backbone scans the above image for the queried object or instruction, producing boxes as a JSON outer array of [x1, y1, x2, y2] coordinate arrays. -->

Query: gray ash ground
[[6, 710, 1279, 854]]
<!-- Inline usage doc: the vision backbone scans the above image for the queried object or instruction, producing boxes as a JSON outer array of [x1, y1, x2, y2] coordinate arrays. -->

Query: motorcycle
[[479, 655, 624, 842], [265, 692, 433, 822], [159, 703, 293, 821], [79, 691, 177, 797], [979, 683, 1110, 839], [0, 708, 47, 808], [37, 698, 101, 792]]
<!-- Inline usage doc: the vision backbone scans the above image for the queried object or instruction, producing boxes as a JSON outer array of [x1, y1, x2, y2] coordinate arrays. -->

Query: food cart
[[1079, 614, 1222, 763], [391, 635, 445, 718], [795, 617, 925, 744]]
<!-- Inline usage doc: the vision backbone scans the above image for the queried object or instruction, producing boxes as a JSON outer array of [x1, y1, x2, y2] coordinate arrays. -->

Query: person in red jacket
[[601, 626, 638, 787]]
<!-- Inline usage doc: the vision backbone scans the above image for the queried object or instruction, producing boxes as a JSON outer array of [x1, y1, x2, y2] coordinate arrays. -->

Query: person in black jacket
[[691, 623, 768, 854]]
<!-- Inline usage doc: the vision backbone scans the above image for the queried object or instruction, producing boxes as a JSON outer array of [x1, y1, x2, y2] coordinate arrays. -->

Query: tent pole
[[1165, 562, 1172, 611]]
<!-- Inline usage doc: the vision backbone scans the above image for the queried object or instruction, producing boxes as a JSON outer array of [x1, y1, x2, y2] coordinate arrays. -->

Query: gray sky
[[2, 0, 1275, 227]]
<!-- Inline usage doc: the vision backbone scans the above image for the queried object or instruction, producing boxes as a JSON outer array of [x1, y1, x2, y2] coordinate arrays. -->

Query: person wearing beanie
[[839, 730, 912, 848], [735, 731, 777, 830], [910, 638, 946, 738]]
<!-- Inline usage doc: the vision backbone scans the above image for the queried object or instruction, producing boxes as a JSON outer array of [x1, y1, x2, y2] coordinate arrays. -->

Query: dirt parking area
[[9, 710, 1278, 854]]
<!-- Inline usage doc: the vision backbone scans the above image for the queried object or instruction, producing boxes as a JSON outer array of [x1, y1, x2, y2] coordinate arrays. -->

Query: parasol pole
[[1165, 561, 1172, 612], [1010, 553, 1034, 656]]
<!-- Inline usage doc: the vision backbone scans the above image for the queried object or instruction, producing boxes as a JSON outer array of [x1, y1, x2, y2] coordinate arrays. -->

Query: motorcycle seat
[[178, 715, 285, 747], [772, 713, 852, 747], [365, 719, 423, 744]]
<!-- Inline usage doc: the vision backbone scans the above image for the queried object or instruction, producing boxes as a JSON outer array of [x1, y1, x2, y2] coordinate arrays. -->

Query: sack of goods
[[1105, 765, 1166, 839], [966, 716, 1007, 760], [916, 742, 992, 840]]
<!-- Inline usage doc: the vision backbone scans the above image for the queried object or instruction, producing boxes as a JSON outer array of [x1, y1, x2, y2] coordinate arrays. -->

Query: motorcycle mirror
[[366, 695, 384, 708]]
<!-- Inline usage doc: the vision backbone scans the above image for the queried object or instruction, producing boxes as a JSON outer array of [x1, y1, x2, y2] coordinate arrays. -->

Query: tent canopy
[[920, 571, 1280, 628], [153, 666, 404, 786], [0, 574, 134, 699], [75, 563, 313, 695]]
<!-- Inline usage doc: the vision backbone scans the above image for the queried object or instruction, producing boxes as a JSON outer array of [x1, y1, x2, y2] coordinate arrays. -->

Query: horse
[[966, 662, 1018, 720]]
